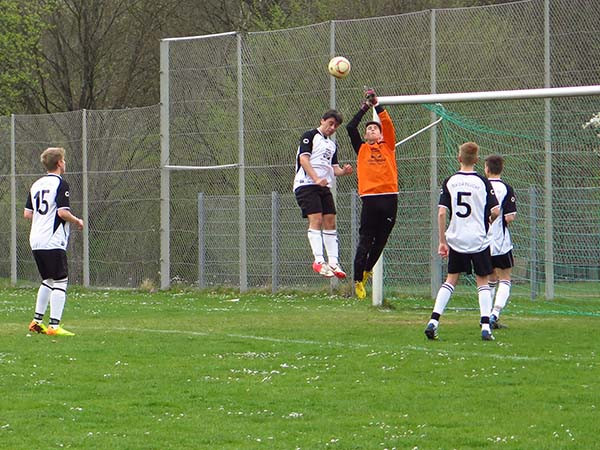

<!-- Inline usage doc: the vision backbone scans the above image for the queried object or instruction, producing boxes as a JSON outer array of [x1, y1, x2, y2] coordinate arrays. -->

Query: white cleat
[[329, 264, 346, 279]]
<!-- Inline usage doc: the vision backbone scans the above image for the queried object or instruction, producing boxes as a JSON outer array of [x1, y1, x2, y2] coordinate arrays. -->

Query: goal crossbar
[[379, 85, 600, 105]]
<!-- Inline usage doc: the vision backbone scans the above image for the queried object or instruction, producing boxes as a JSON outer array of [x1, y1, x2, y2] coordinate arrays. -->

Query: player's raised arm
[[346, 99, 369, 154], [365, 88, 396, 148]]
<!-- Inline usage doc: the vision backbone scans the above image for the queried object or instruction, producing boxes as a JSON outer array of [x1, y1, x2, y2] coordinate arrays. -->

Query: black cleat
[[481, 329, 495, 341], [425, 323, 439, 340]]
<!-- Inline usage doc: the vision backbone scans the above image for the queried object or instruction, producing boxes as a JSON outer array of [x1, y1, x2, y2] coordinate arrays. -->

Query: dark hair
[[365, 120, 382, 132], [485, 154, 504, 175], [322, 109, 343, 125], [459, 141, 479, 165]]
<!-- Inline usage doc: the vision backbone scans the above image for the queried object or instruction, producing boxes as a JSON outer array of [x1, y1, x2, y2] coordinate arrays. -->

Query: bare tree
[[17, 0, 521, 114], [23, 0, 180, 112]]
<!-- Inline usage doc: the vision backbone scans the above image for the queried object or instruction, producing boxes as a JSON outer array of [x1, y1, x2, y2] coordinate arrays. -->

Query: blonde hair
[[459, 142, 479, 166], [40, 147, 65, 171]]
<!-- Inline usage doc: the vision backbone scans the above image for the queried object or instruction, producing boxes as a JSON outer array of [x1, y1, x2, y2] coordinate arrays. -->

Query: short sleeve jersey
[[25, 174, 72, 251], [293, 129, 339, 192], [439, 171, 499, 253], [488, 178, 517, 256]]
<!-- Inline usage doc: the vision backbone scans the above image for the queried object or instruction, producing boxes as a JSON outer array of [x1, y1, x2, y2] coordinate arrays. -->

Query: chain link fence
[[1, 0, 599, 298], [0, 107, 160, 288]]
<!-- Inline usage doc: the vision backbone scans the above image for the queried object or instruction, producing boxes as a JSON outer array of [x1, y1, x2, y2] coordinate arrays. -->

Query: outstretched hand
[[364, 87, 378, 107]]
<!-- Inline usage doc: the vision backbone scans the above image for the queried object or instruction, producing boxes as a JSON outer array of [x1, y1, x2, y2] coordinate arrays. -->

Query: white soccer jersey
[[488, 178, 517, 256], [25, 174, 72, 251], [439, 171, 499, 253], [293, 128, 339, 192]]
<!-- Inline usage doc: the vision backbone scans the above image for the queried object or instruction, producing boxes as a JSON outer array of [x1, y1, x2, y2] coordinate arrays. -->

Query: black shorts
[[33, 249, 68, 280], [360, 194, 398, 237], [295, 185, 336, 218], [492, 250, 514, 269], [447, 246, 493, 276]]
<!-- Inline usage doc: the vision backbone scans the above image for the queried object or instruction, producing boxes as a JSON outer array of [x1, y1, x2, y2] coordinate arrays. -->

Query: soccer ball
[[328, 56, 351, 79]]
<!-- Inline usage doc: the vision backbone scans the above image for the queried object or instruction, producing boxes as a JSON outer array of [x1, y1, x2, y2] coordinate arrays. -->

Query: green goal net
[[420, 99, 600, 302]]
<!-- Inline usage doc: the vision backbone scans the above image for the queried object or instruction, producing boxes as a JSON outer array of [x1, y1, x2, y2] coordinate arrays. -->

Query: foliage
[[1, 0, 525, 114], [582, 111, 600, 137], [0, 0, 50, 115], [22, 0, 179, 113]]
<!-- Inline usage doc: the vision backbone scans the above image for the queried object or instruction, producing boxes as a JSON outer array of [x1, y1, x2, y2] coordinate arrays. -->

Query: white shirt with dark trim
[[25, 174, 72, 251], [293, 128, 339, 192], [488, 178, 517, 256], [439, 171, 499, 254]]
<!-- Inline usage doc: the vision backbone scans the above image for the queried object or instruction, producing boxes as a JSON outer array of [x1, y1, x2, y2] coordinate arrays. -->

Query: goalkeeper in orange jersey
[[346, 88, 398, 299]]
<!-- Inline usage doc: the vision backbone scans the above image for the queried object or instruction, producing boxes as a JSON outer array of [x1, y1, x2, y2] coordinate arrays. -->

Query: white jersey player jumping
[[293, 109, 353, 279]]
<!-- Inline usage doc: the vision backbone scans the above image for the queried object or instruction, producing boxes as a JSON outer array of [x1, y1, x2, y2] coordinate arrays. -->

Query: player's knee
[[308, 216, 323, 229], [53, 278, 68, 292]]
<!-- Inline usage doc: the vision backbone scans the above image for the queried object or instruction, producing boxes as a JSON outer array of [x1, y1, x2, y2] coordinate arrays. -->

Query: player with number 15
[[24, 147, 83, 336]]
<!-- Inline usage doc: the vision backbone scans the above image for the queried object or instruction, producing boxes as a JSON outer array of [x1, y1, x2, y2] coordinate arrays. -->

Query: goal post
[[371, 84, 600, 304], [378, 85, 600, 105]]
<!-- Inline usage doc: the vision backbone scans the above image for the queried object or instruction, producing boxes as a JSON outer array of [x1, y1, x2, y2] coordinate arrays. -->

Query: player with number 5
[[24, 147, 84, 336], [424, 142, 500, 341]]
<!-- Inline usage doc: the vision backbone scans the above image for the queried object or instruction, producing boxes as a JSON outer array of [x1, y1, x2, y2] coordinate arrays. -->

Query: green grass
[[1, 286, 597, 449]]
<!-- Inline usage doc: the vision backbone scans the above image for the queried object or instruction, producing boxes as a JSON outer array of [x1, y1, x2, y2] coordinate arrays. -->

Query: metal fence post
[[328, 21, 339, 293], [430, 9, 442, 299], [82, 109, 89, 287], [329, 20, 336, 110], [197, 193, 205, 289], [351, 191, 359, 283], [271, 191, 279, 293], [160, 39, 171, 289], [530, 186, 538, 300], [237, 32, 248, 292], [544, 0, 554, 300], [10, 114, 16, 285]]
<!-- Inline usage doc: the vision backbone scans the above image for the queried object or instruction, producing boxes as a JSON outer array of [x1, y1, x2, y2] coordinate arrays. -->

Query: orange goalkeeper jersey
[[347, 107, 398, 197]]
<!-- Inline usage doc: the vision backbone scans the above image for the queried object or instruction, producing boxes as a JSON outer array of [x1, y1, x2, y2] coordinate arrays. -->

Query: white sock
[[322, 229, 339, 266], [49, 278, 68, 327], [307, 229, 324, 262], [493, 280, 512, 317], [433, 282, 454, 316], [35, 280, 53, 319], [428, 318, 440, 327], [488, 280, 498, 301], [478, 285, 493, 322]]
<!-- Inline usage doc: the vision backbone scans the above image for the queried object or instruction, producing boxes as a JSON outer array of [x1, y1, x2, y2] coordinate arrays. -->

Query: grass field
[[1, 284, 597, 449]]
